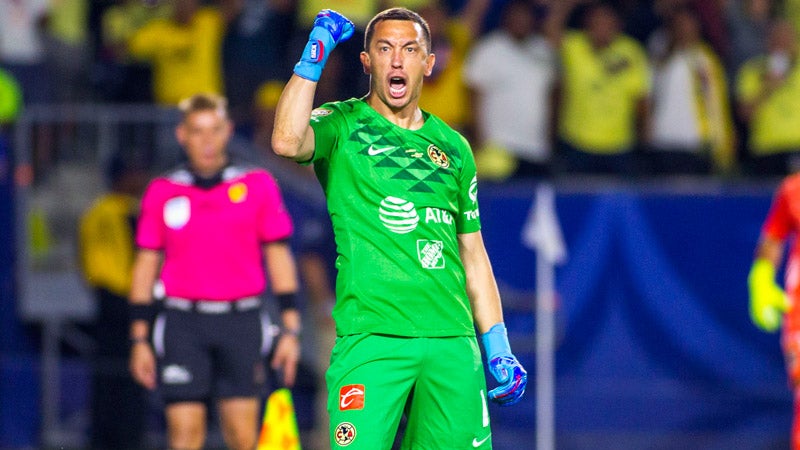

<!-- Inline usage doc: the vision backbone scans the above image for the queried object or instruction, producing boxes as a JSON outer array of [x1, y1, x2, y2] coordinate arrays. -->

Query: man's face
[[586, 6, 620, 49], [360, 19, 435, 111], [176, 109, 232, 176]]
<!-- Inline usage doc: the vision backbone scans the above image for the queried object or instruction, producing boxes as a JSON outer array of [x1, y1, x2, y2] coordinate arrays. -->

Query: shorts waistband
[[163, 296, 261, 314]]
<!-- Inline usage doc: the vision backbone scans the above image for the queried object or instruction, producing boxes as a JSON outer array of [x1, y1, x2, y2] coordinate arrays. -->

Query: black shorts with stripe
[[151, 301, 274, 403]]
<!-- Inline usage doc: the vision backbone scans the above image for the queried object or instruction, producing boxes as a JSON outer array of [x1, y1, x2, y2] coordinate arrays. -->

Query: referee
[[128, 94, 302, 450]]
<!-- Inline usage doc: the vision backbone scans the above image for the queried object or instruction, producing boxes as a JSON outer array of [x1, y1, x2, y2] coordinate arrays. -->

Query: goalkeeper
[[749, 174, 800, 448], [272, 7, 527, 449]]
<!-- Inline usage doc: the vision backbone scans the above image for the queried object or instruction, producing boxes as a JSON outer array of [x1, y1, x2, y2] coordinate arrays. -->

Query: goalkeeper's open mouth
[[389, 76, 407, 99]]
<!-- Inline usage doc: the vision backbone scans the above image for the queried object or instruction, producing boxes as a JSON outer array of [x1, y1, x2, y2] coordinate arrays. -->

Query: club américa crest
[[334, 422, 356, 446], [427, 144, 449, 168]]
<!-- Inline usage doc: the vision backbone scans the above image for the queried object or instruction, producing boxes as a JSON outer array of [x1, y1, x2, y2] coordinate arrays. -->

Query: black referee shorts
[[151, 299, 274, 404]]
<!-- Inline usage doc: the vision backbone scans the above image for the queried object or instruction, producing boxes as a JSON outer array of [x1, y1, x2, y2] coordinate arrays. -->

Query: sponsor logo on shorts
[[162, 364, 192, 384], [339, 384, 365, 411], [334, 422, 356, 446], [427, 144, 450, 168], [472, 433, 491, 447], [417, 240, 445, 269]]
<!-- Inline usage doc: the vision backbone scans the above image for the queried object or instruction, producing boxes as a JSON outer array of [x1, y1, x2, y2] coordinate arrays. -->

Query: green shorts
[[326, 333, 492, 449]]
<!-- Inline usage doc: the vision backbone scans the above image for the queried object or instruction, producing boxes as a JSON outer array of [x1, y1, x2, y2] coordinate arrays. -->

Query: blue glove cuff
[[482, 323, 512, 361], [294, 27, 336, 82]]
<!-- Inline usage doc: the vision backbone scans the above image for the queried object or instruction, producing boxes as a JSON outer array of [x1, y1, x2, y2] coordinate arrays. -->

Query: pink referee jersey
[[136, 164, 293, 300]]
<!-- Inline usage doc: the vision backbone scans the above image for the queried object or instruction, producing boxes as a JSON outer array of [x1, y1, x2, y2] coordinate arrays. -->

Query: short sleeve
[[455, 134, 481, 234], [309, 104, 345, 165], [257, 171, 294, 242], [135, 180, 165, 250], [763, 181, 794, 242]]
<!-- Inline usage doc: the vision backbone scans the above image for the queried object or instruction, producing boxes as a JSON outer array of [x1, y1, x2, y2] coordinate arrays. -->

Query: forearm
[[265, 242, 302, 334], [272, 74, 318, 161], [265, 242, 300, 294], [273, 10, 354, 161], [467, 269, 504, 334], [128, 250, 161, 339], [755, 235, 784, 267], [459, 232, 504, 333]]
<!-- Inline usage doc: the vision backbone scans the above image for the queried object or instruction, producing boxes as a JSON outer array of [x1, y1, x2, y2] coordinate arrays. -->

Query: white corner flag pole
[[522, 183, 566, 450]]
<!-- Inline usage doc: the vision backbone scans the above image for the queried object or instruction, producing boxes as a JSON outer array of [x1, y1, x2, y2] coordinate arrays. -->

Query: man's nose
[[391, 50, 403, 67]]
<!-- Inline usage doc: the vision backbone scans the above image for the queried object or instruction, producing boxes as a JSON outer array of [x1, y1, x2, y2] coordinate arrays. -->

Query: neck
[[366, 94, 425, 130], [190, 156, 228, 179]]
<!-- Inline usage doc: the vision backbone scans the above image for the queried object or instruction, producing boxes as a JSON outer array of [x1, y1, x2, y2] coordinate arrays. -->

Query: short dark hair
[[178, 93, 228, 120], [364, 7, 432, 54]]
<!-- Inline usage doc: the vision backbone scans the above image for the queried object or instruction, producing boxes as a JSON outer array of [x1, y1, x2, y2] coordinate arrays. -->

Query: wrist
[[280, 327, 302, 338], [751, 257, 776, 276], [129, 301, 157, 324], [750, 258, 779, 292], [294, 29, 335, 82], [130, 336, 150, 346], [276, 292, 299, 312], [482, 322, 512, 361]]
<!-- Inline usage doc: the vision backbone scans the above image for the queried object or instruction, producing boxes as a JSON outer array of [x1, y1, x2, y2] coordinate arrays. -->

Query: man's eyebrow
[[374, 38, 420, 48]]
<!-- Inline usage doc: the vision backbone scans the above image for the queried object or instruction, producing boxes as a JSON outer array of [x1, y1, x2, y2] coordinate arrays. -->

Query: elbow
[[271, 132, 301, 159]]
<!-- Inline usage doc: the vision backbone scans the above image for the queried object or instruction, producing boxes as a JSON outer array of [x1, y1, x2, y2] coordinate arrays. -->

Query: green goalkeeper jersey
[[309, 98, 481, 337]]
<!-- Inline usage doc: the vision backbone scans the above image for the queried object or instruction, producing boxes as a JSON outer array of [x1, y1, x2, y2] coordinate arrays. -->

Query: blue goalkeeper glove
[[482, 323, 528, 406], [294, 9, 355, 82]]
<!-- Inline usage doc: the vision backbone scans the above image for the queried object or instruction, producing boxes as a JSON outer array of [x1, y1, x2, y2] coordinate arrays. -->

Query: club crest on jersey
[[339, 384, 365, 411], [164, 196, 190, 229], [334, 422, 357, 446], [228, 182, 248, 203], [427, 144, 449, 168]]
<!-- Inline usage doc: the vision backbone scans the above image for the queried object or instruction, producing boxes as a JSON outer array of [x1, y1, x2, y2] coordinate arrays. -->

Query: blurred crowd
[[2, 0, 800, 180]]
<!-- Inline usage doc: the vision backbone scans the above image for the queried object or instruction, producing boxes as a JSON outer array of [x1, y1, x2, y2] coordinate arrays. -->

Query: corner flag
[[521, 183, 566, 450], [258, 388, 301, 450], [521, 184, 566, 263]]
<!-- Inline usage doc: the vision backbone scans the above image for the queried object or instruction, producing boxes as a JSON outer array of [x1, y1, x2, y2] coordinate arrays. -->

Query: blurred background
[[0, 0, 797, 448]]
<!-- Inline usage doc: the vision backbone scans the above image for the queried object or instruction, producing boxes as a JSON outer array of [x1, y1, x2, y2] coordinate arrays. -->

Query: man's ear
[[360, 52, 371, 75], [424, 53, 436, 77], [175, 124, 186, 145]]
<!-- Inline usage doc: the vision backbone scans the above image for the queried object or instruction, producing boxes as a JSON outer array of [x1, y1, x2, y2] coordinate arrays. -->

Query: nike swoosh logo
[[367, 145, 395, 156], [472, 433, 491, 447]]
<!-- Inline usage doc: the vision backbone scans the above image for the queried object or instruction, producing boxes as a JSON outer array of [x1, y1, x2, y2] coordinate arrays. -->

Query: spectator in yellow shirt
[[736, 18, 800, 177], [127, 0, 229, 106], [549, 1, 651, 175]]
